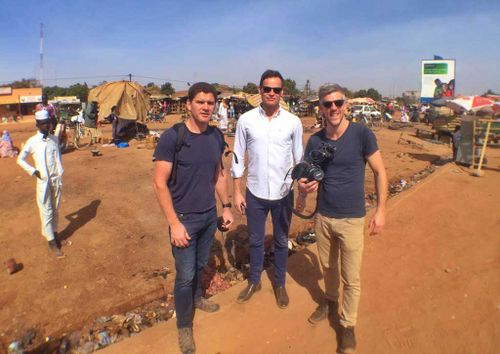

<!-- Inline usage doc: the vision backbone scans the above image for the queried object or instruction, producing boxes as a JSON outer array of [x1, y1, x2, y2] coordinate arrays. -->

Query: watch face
[[223, 203, 232, 208]]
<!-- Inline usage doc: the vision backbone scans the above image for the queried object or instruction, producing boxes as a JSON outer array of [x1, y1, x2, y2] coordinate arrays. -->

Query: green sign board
[[424, 63, 448, 75]]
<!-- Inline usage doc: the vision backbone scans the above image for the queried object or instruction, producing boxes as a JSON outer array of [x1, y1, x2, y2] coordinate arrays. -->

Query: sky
[[1, 0, 499, 96]]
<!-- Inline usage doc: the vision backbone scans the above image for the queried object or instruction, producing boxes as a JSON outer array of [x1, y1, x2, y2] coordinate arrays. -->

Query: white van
[[351, 105, 382, 120]]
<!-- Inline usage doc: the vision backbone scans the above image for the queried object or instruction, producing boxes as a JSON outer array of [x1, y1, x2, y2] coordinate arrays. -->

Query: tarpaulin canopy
[[348, 97, 375, 104], [88, 81, 150, 122]]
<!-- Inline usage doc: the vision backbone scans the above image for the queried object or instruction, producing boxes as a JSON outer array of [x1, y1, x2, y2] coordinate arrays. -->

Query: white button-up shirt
[[231, 106, 303, 200]]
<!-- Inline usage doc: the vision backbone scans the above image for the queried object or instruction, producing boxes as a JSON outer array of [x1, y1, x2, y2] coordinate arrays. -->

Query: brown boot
[[178, 327, 195, 354], [308, 300, 338, 324], [339, 326, 356, 353]]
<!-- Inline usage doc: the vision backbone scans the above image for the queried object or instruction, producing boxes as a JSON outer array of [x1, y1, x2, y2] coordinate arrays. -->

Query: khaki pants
[[315, 213, 365, 327]]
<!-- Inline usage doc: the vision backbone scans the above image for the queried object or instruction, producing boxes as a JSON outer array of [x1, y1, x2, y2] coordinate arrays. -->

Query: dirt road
[[1, 116, 497, 352], [101, 162, 500, 354]]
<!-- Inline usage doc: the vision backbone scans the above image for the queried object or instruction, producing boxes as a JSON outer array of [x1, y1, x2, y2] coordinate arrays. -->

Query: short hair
[[259, 70, 284, 87], [318, 83, 345, 101], [188, 82, 218, 101]]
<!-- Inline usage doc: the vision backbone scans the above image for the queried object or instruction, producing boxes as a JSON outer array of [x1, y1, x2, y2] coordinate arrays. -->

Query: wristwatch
[[222, 202, 232, 208]]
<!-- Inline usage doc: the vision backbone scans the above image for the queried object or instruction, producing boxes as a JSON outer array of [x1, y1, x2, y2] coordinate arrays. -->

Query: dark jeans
[[171, 207, 217, 329], [246, 189, 293, 287]]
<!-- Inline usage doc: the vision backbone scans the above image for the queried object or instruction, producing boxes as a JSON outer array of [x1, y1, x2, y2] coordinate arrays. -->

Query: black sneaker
[[194, 298, 220, 312], [178, 327, 195, 354], [339, 326, 356, 354], [48, 240, 65, 258]]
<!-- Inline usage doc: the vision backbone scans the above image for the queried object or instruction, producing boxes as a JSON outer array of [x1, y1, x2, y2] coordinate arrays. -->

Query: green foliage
[[67, 83, 89, 102], [283, 78, 301, 96], [145, 82, 161, 94], [42, 82, 89, 102], [353, 88, 382, 101], [7, 78, 38, 88], [43, 86, 68, 99], [160, 82, 175, 96], [242, 82, 258, 94]]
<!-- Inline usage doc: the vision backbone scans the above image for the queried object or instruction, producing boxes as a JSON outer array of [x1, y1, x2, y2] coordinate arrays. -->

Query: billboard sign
[[420, 59, 455, 103], [20, 95, 42, 103], [0, 87, 12, 95]]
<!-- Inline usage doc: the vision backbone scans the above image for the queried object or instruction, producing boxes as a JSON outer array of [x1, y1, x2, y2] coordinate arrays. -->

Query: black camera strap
[[286, 179, 319, 220]]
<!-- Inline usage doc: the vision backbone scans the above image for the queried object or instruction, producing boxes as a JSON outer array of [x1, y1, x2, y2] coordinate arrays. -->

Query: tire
[[74, 125, 92, 150]]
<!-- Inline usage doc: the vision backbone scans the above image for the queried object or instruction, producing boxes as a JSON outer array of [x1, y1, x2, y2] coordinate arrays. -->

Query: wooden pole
[[473, 121, 491, 177]]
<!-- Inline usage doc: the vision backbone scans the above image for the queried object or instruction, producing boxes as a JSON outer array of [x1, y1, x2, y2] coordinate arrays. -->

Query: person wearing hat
[[17, 110, 66, 258]]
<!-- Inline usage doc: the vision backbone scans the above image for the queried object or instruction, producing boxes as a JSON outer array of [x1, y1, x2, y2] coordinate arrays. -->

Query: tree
[[366, 88, 382, 101], [67, 83, 89, 102], [8, 78, 38, 88], [353, 88, 382, 101], [43, 86, 68, 99], [145, 82, 161, 95], [160, 82, 175, 96], [242, 82, 258, 94], [283, 78, 301, 96]]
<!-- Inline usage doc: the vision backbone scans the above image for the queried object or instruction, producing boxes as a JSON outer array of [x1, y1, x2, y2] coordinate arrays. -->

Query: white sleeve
[[17, 139, 36, 176], [292, 118, 304, 165], [231, 117, 247, 178]]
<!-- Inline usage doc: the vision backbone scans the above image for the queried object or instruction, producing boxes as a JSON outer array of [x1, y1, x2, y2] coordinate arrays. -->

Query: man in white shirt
[[232, 70, 303, 308], [17, 110, 65, 258]]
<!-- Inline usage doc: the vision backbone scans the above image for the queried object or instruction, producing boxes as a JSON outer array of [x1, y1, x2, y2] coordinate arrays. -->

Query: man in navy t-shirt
[[297, 83, 388, 354], [153, 82, 234, 354]]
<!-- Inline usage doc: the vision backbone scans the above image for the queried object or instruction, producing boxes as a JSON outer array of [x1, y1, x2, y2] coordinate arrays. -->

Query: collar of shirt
[[258, 105, 282, 120]]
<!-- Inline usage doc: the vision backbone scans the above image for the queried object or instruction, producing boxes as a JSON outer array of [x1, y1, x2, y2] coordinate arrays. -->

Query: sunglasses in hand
[[322, 99, 345, 109], [262, 86, 283, 94]]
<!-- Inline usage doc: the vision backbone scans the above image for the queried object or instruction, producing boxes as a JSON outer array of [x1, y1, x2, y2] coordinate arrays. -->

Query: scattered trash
[[20, 328, 37, 347], [24, 296, 175, 353], [96, 330, 111, 347], [91, 149, 101, 157], [116, 141, 129, 148], [5, 258, 23, 274], [296, 231, 316, 245], [7, 341, 23, 354]]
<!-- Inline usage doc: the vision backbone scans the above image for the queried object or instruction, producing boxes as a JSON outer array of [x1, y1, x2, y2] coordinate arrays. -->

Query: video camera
[[291, 143, 335, 182]]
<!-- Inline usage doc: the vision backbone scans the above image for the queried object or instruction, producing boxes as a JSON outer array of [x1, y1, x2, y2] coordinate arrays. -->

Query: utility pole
[[129, 73, 132, 82], [39, 23, 44, 87], [303, 80, 311, 98]]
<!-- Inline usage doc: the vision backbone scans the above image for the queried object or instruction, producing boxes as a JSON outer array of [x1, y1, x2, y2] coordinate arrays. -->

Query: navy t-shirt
[[153, 125, 224, 214], [304, 122, 378, 218]]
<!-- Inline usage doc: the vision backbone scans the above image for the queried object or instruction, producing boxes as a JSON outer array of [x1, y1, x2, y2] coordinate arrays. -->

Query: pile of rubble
[[8, 296, 175, 354], [366, 160, 445, 209]]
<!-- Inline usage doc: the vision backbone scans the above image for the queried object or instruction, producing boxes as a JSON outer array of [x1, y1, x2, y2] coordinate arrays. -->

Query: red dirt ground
[[1, 115, 498, 353]]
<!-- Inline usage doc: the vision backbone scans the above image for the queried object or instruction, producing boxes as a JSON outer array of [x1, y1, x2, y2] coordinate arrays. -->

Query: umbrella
[[446, 96, 494, 113]]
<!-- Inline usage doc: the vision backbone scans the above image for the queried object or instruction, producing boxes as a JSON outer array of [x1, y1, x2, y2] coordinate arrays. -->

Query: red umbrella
[[446, 96, 494, 113]]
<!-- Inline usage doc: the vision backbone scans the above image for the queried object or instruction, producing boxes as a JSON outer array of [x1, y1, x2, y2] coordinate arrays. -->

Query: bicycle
[[72, 121, 94, 150]]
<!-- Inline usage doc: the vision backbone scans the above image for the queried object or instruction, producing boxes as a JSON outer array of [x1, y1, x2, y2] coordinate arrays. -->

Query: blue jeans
[[171, 207, 217, 329], [246, 189, 293, 287]]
